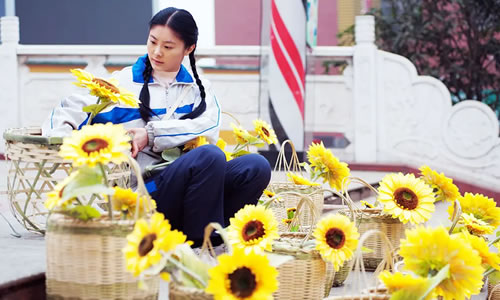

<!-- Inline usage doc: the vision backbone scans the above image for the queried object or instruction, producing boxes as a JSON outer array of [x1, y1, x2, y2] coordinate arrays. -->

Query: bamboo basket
[[46, 214, 159, 300], [3, 127, 130, 234], [268, 140, 323, 231], [332, 259, 353, 287], [168, 284, 213, 300]]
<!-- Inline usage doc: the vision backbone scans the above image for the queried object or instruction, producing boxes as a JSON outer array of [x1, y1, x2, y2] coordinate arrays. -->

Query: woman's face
[[147, 25, 195, 73]]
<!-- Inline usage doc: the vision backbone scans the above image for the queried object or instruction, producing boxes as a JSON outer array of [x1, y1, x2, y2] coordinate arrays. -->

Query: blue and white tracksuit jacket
[[42, 55, 222, 172]]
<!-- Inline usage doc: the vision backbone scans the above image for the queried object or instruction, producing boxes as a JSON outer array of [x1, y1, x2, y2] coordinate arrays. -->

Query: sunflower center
[[92, 78, 120, 94], [393, 187, 419, 210], [261, 127, 270, 137], [82, 138, 109, 154], [325, 228, 346, 249], [138, 233, 157, 256], [242, 220, 265, 242], [228, 267, 257, 298]]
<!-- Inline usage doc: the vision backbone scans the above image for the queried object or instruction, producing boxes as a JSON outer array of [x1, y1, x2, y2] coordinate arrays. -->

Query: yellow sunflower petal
[[228, 204, 279, 254], [286, 172, 321, 186], [307, 141, 350, 190], [205, 248, 278, 300], [59, 123, 131, 167], [313, 214, 359, 271], [377, 173, 435, 224], [419, 165, 460, 202], [253, 119, 278, 145], [400, 226, 484, 299]]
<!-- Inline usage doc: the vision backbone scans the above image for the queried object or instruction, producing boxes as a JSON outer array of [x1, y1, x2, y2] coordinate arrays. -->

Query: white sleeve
[[41, 93, 96, 137], [145, 86, 221, 151]]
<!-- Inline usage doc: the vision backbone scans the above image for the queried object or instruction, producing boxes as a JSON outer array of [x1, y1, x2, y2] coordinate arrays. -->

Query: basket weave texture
[[4, 127, 130, 234], [45, 213, 159, 300], [489, 280, 500, 300], [340, 208, 407, 271], [168, 283, 213, 300], [272, 232, 331, 300]]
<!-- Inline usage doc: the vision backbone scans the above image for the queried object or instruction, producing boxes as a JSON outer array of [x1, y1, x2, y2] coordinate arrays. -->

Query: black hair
[[139, 7, 206, 122]]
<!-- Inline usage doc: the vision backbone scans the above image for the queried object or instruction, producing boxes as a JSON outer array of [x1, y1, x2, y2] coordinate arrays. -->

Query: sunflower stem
[[484, 266, 497, 277], [98, 163, 112, 221], [489, 235, 500, 247]]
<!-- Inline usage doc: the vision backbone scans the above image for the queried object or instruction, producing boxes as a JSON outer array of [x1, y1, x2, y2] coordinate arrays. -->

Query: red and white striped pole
[[268, 0, 306, 151]]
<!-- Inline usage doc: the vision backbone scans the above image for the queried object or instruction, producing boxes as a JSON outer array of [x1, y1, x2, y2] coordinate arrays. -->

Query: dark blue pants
[[145, 145, 271, 246]]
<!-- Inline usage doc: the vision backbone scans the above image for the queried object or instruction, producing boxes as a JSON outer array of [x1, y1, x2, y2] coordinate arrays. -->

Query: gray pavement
[[0, 160, 488, 299]]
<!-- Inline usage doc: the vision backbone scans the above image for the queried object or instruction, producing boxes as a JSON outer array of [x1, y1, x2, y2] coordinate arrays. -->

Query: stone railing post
[[0, 16, 20, 154], [353, 15, 378, 162]]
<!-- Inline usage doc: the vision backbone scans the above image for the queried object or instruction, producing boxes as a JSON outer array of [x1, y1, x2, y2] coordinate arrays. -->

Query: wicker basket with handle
[[338, 177, 408, 271], [45, 156, 157, 300], [267, 140, 323, 231], [4, 127, 130, 234]]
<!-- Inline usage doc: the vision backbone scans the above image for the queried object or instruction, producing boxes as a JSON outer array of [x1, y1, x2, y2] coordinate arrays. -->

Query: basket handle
[[490, 282, 500, 300], [126, 155, 156, 220], [346, 229, 395, 297], [341, 176, 380, 218], [200, 222, 232, 257], [273, 139, 301, 174]]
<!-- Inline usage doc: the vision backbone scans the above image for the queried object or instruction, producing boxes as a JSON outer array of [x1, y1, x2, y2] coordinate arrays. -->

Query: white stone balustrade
[[0, 15, 498, 192]]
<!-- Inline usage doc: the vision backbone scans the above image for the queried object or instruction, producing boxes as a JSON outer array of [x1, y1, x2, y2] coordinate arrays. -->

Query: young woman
[[42, 7, 271, 247]]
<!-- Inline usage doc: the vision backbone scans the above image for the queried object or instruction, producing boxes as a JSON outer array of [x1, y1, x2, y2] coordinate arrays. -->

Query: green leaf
[[82, 101, 111, 115], [65, 205, 101, 221], [361, 246, 374, 254], [171, 244, 211, 288], [489, 270, 500, 285], [231, 149, 252, 158], [61, 166, 113, 202], [161, 148, 182, 162], [418, 264, 450, 300]]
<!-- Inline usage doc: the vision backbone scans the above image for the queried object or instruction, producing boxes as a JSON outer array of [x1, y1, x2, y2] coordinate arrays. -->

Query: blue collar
[[132, 54, 194, 84]]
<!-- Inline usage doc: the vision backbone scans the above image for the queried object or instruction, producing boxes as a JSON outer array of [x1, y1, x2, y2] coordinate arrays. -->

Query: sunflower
[[455, 232, 500, 270], [183, 136, 209, 152], [306, 141, 350, 190], [378, 271, 431, 295], [59, 123, 131, 167], [253, 119, 277, 145], [111, 187, 156, 217], [71, 69, 140, 108], [216, 138, 233, 161], [286, 172, 321, 186], [205, 248, 278, 300], [227, 204, 279, 254], [399, 226, 484, 299], [231, 123, 254, 144], [377, 173, 435, 224], [313, 214, 359, 271], [448, 193, 500, 230], [44, 172, 78, 210], [123, 212, 189, 276], [262, 189, 275, 198], [459, 213, 496, 235], [419, 165, 460, 202]]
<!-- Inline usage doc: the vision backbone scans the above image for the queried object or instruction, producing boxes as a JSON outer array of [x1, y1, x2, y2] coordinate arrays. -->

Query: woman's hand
[[127, 128, 149, 158]]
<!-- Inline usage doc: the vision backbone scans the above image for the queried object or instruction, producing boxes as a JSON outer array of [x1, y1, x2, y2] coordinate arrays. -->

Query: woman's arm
[[41, 93, 96, 137], [145, 85, 221, 152]]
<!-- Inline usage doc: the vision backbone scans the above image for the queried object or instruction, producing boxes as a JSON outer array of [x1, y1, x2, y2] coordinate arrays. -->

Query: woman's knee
[[247, 154, 271, 184], [192, 144, 226, 167]]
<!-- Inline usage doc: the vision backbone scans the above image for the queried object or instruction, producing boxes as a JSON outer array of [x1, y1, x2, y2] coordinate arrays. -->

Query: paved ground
[[0, 160, 488, 299]]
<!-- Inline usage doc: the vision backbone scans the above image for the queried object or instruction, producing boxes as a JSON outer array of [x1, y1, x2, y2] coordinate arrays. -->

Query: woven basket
[[168, 283, 212, 300], [45, 213, 159, 300], [3, 127, 130, 234], [324, 230, 394, 300], [332, 259, 353, 287], [339, 208, 406, 271], [488, 279, 500, 300], [272, 232, 330, 300], [268, 140, 323, 231]]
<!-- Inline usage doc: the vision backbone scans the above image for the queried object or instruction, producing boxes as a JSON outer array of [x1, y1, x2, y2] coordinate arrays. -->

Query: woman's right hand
[[127, 128, 149, 158]]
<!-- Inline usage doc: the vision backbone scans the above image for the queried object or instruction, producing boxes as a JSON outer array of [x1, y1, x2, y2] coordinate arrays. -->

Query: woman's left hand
[[127, 128, 149, 157]]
